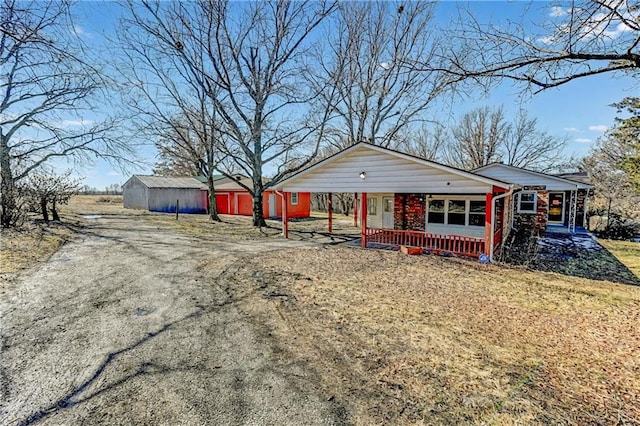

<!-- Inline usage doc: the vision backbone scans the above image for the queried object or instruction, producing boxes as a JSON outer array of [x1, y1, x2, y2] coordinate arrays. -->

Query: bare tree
[[26, 170, 81, 222], [444, 106, 567, 171], [117, 16, 226, 221], [123, 0, 338, 227], [315, 1, 449, 150], [434, 0, 639, 93], [396, 125, 447, 161], [0, 0, 131, 227], [502, 110, 567, 172], [444, 106, 508, 169]]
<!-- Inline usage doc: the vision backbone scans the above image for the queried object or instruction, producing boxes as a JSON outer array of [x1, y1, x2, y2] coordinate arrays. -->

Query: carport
[[274, 143, 516, 260]]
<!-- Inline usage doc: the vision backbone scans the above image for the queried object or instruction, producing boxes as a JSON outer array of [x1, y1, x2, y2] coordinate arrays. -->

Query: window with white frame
[[517, 191, 537, 214], [291, 192, 298, 205], [469, 200, 486, 226], [367, 197, 377, 215], [427, 197, 486, 227], [427, 199, 445, 223]]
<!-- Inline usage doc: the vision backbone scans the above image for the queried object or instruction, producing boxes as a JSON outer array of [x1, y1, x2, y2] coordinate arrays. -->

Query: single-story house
[[274, 142, 593, 261], [123, 175, 209, 213], [274, 142, 517, 260], [213, 177, 310, 219], [473, 163, 593, 233]]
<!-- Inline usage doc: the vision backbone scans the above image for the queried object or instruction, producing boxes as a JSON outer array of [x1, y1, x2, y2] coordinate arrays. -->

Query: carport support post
[[328, 193, 333, 233], [353, 193, 358, 227], [361, 193, 367, 249], [484, 192, 493, 256], [282, 192, 289, 238]]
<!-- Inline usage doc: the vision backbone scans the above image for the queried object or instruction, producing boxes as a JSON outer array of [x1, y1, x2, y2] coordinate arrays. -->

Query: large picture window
[[426, 197, 486, 227], [517, 192, 537, 214]]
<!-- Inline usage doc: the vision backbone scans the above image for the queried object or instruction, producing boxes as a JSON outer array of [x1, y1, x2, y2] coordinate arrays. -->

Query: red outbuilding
[[213, 177, 310, 219]]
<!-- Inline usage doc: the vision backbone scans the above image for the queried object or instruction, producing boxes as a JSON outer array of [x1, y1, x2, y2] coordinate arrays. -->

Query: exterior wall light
[[359, 171, 366, 180]]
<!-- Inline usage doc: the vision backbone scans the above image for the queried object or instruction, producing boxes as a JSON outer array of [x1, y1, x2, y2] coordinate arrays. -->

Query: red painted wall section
[[237, 193, 253, 215], [213, 190, 310, 218], [264, 191, 310, 218], [215, 194, 230, 214]]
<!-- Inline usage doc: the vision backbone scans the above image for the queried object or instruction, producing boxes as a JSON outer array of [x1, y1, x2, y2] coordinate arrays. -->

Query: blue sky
[[62, 1, 637, 189]]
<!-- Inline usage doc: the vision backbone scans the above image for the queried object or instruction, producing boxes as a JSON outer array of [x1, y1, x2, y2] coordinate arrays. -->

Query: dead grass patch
[[0, 218, 78, 274], [599, 239, 640, 278], [239, 247, 640, 425]]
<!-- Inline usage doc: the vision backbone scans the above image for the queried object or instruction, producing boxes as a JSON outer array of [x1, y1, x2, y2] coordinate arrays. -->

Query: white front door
[[268, 193, 277, 217], [382, 196, 394, 229]]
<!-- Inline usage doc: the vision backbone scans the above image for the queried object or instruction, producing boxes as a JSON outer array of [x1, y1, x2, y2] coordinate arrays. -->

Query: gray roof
[[133, 175, 208, 189]]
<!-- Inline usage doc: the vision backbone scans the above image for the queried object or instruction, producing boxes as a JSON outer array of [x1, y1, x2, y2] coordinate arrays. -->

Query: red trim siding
[[213, 189, 310, 218]]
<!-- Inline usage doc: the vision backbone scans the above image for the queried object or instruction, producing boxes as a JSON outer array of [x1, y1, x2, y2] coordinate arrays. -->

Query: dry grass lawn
[[4, 196, 640, 424], [599, 239, 640, 278], [241, 248, 640, 425]]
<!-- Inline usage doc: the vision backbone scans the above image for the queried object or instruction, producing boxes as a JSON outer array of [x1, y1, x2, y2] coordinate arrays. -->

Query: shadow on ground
[[503, 233, 640, 285]]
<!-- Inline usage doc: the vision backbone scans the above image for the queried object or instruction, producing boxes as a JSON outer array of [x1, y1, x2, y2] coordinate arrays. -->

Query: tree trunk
[[0, 134, 16, 228], [253, 189, 266, 227], [207, 173, 221, 222], [40, 197, 49, 222], [52, 197, 60, 221]]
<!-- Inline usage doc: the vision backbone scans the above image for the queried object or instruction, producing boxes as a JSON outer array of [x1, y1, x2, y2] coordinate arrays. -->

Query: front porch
[[364, 228, 486, 258], [281, 190, 503, 259]]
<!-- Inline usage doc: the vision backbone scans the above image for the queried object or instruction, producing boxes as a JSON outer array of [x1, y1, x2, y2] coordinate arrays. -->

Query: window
[[383, 197, 394, 213], [427, 199, 445, 224], [291, 192, 298, 205], [367, 197, 377, 215], [426, 197, 487, 227], [447, 200, 466, 225], [469, 201, 486, 226], [517, 192, 537, 213]]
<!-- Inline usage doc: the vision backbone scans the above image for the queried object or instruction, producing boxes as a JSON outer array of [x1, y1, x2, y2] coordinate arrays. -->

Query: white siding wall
[[283, 146, 492, 194], [424, 223, 485, 238], [123, 177, 149, 210], [148, 188, 205, 213], [477, 165, 579, 191]]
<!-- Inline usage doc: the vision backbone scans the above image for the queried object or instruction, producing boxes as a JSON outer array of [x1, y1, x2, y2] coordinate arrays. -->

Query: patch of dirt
[[0, 210, 346, 425]]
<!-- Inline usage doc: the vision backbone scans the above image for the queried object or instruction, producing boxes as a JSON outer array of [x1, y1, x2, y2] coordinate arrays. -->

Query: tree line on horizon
[[1, 0, 638, 229]]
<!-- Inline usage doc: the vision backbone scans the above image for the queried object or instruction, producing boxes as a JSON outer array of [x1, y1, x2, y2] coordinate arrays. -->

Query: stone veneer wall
[[513, 185, 548, 233], [393, 193, 426, 231]]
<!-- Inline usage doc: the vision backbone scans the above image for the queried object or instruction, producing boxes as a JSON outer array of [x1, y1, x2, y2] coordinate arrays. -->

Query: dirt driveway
[[0, 213, 346, 425]]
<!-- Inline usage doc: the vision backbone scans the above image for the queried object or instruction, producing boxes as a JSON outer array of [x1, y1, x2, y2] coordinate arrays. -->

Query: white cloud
[[60, 119, 94, 128], [575, 138, 593, 143], [107, 171, 120, 177], [72, 25, 92, 38], [538, 35, 556, 45], [549, 6, 567, 17], [588, 125, 608, 132], [564, 127, 580, 132]]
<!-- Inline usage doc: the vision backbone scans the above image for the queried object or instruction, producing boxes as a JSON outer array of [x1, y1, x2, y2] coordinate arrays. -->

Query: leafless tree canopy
[[435, 0, 639, 92], [123, 0, 337, 226], [0, 0, 131, 227], [117, 16, 227, 221], [315, 1, 449, 150], [444, 106, 566, 171]]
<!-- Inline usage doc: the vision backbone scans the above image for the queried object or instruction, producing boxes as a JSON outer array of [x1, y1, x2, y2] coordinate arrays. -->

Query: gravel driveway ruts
[[0, 214, 344, 425]]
